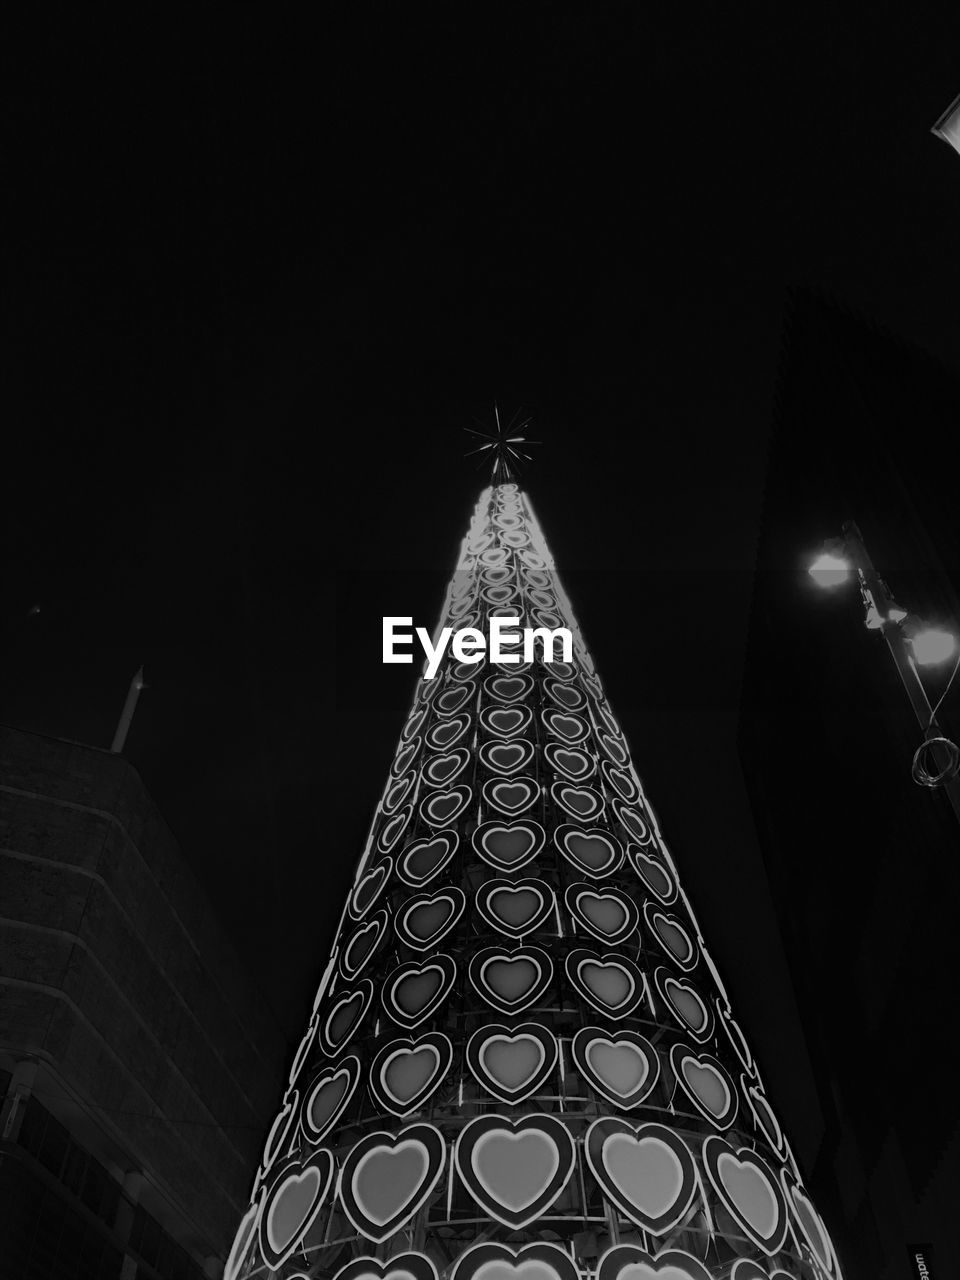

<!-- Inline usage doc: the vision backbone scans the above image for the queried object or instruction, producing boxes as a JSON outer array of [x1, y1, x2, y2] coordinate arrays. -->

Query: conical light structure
[[226, 484, 844, 1280]]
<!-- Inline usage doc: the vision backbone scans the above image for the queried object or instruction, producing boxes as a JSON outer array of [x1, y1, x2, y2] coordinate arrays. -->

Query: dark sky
[[4, 5, 960, 1170]]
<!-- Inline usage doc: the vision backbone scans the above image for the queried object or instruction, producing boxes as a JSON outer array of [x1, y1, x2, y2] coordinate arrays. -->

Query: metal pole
[[111, 666, 146, 753], [842, 521, 960, 826]]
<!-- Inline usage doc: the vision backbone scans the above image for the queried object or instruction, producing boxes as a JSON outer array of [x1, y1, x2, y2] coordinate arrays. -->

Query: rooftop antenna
[[111, 666, 147, 753], [463, 403, 540, 485]]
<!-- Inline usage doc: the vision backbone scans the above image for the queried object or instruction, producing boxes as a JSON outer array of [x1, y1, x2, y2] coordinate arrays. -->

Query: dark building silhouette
[[738, 291, 960, 1278], [0, 725, 289, 1280]]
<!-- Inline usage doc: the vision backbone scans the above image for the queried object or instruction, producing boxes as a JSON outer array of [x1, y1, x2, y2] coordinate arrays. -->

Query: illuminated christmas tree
[[225, 431, 844, 1280]]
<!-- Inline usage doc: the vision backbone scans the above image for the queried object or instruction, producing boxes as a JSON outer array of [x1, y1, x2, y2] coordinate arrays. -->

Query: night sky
[[4, 4, 960, 1176]]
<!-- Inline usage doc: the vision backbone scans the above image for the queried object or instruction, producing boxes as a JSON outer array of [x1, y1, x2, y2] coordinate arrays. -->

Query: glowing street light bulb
[[808, 552, 851, 588], [909, 628, 957, 666]]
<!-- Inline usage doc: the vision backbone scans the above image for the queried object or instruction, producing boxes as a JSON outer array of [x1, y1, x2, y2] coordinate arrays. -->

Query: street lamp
[[901, 619, 957, 667], [808, 520, 960, 819], [808, 550, 851, 588]]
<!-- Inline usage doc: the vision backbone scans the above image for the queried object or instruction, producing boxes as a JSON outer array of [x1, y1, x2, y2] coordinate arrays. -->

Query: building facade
[[738, 291, 960, 1276], [226, 482, 843, 1279], [0, 725, 289, 1279]]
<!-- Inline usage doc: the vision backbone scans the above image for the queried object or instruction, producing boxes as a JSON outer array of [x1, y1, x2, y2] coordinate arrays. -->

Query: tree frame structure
[[225, 483, 844, 1280]]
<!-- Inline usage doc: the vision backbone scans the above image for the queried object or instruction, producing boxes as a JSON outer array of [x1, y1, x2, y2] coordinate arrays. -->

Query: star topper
[[463, 404, 540, 484]]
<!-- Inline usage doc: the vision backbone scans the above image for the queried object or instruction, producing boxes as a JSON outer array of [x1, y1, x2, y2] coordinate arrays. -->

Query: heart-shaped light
[[383, 770, 416, 814], [565, 883, 639, 944], [481, 704, 533, 738], [397, 831, 458, 887], [544, 742, 595, 780], [597, 1244, 713, 1280], [669, 1044, 737, 1130], [423, 748, 470, 787], [565, 949, 645, 1018], [377, 804, 413, 853], [527, 587, 556, 610], [338, 1123, 446, 1243], [482, 565, 515, 585], [468, 945, 553, 1015], [340, 910, 389, 980], [440, 675, 478, 716], [454, 1114, 576, 1229], [482, 776, 538, 816], [702, 1136, 787, 1255], [224, 1194, 262, 1280], [258, 1090, 299, 1184], [555, 824, 623, 878], [613, 800, 650, 846], [391, 737, 422, 779], [450, 658, 482, 683], [654, 969, 712, 1042], [419, 785, 472, 827], [480, 547, 509, 567], [629, 847, 677, 903], [717, 1002, 753, 1070], [585, 1119, 698, 1235], [598, 731, 629, 765], [601, 761, 640, 803], [571, 1028, 660, 1110], [551, 782, 604, 820], [541, 709, 589, 743], [259, 1150, 334, 1270], [544, 657, 575, 680], [544, 678, 585, 711], [483, 584, 519, 606], [466, 1021, 558, 1104], [595, 702, 623, 739], [369, 1032, 453, 1117], [729, 1263, 792, 1280], [450, 1243, 579, 1280], [472, 819, 544, 871], [476, 878, 555, 938], [383, 956, 456, 1029], [402, 706, 428, 741], [349, 858, 392, 919], [334, 1253, 439, 1280], [780, 1170, 835, 1272], [485, 673, 533, 704], [743, 1078, 783, 1153], [435, 683, 473, 716], [319, 980, 374, 1055], [394, 887, 465, 951], [500, 529, 530, 548], [479, 738, 534, 776], [299, 1057, 360, 1143], [426, 714, 471, 750], [644, 904, 697, 971], [449, 592, 478, 622]]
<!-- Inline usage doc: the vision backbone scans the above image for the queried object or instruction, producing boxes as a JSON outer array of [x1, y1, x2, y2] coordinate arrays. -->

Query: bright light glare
[[910, 628, 957, 666], [808, 553, 850, 587]]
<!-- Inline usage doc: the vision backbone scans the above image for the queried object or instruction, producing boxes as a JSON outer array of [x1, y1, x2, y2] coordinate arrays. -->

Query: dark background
[[3, 0, 959, 1229]]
